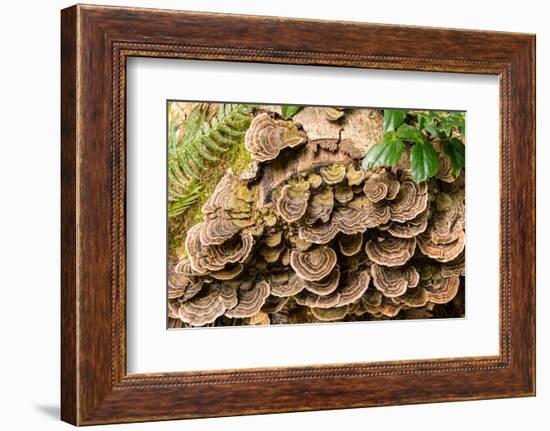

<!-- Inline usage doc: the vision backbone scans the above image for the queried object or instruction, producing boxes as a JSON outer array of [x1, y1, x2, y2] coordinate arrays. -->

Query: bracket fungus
[[169, 104, 465, 327], [290, 246, 338, 282], [245, 113, 306, 161], [365, 234, 416, 267]]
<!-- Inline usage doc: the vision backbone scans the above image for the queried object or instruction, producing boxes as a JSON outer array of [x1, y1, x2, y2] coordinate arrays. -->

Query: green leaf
[[410, 142, 439, 183], [383, 109, 407, 132], [397, 123, 426, 144], [281, 105, 302, 119], [443, 138, 465, 174], [362, 131, 405, 170]]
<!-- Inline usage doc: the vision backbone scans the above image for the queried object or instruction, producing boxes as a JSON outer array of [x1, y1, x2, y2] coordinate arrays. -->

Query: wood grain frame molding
[[61, 4, 535, 425]]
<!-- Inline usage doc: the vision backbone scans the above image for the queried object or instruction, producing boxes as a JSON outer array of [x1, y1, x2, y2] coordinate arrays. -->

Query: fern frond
[[167, 103, 254, 218]]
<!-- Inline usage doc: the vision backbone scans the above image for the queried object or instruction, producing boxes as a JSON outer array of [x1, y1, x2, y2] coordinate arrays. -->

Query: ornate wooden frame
[[61, 4, 536, 425]]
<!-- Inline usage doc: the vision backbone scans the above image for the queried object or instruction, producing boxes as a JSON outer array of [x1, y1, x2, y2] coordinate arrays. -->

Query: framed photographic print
[[61, 4, 536, 425]]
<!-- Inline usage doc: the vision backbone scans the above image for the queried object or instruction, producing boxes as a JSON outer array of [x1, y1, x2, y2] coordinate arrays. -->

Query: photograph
[[167, 102, 466, 328]]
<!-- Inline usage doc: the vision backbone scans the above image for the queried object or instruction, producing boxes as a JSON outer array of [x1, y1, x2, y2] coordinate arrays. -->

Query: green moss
[[168, 138, 252, 259]]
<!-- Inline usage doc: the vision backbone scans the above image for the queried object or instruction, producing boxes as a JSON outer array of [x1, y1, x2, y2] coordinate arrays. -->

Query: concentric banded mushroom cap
[[418, 230, 465, 262], [365, 235, 416, 267], [441, 252, 465, 277], [303, 265, 341, 295], [177, 284, 238, 326], [202, 173, 235, 215], [244, 113, 306, 161], [290, 246, 338, 281], [425, 275, 460, 304], [363, 169, 400, 203], [320, 163, 347, 185], [198, 215, 239, 246], [371, 263, 420, 298], [389, 175, 429, 222], [186, 229, 255, 273], [273, 181, 310, 223], [392, 287, 429, 307], [345, 164, 366, 186], [334, 183, 354, 204], [304, 189, 334, 225], [386, 207, 430, 238], [210, 263, 244, 280], [295, 269, 370, 308], [261, 296, 289, 313], [225, 280, 271, 318], [269, 273, 306, 297], [298, 220, 339, 244]]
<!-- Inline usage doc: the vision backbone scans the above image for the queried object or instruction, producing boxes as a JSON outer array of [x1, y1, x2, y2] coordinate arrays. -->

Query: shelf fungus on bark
[[295, 270, 370, 309], [418, 190, 465, 262], [389, 174, 429, 223], [371, 263, 420, 298], [290, 246, 338, 281], [363, 169, 400, 202], [225, 280, 271, 318], [303, 265, 341, 295], [169, 106, 464, 327], [176, 284, 238, 326], [273, 180, 310, 223], [365, 234, 416, 267], [245, 113, 306, 161]]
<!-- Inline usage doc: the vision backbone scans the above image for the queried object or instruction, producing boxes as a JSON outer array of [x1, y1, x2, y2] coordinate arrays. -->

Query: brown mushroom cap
[[386, 207, 430, 238], [273, 180, 310, 223], [225, 280, 271, 318], [418, 230, 465, 263], [311, 305, 349, 321], [426, 276, 460, 304], [269, 272, 305, 297], [198, 214, 239, 246], [441, 252, 465, 277], [346, 164, 366, 186], [389, 174, 429, 222], [177, 284, 238, 326], [320, 163, 346, 185], [371, 263, 420, 297], [334, 183, 354, 204], [338, 233, 364, 256], [202, 173, 235, 215], [392, 287, 429, 307], [299, 220, 339, 244], [244, 113, 306, 161], [303, 265, 341, 295], [325, 107, 345, 121], [295, 269, 370, 308], [259, 241, 286, 263], [304, 189, 334, 225], [365, 235, 416, 267], [363, 169, 400, 203], [290, 246, 338, 281], [210, 263, 244, 280], [364, 298, 403, 317], [186, 228, 255, 273]]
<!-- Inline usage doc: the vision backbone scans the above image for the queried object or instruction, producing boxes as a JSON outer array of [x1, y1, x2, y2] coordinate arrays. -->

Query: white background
[[0, 0, 547, 430], [127, 59, 500, 373]]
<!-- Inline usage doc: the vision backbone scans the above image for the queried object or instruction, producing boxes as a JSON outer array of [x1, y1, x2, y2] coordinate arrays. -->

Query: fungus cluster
[[169, 106, 465, 327]]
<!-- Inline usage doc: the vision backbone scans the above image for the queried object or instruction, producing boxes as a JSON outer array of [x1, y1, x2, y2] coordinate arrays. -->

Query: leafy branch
[[362, 109, 465, 183], [168, 103, 254, 218]]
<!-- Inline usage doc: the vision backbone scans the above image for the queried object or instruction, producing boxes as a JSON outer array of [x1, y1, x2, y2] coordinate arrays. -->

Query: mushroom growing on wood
[[177, 284, 238, 326], [290, 246, 338, 281], [244, 113, 306, 161], [365, 234, 416, 267], [303, 265, 341, 295], [225, 280, 271, 318], [273, 180, 310, 223], [389, 174, 429, 222], [371, 263, 420, 298]]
